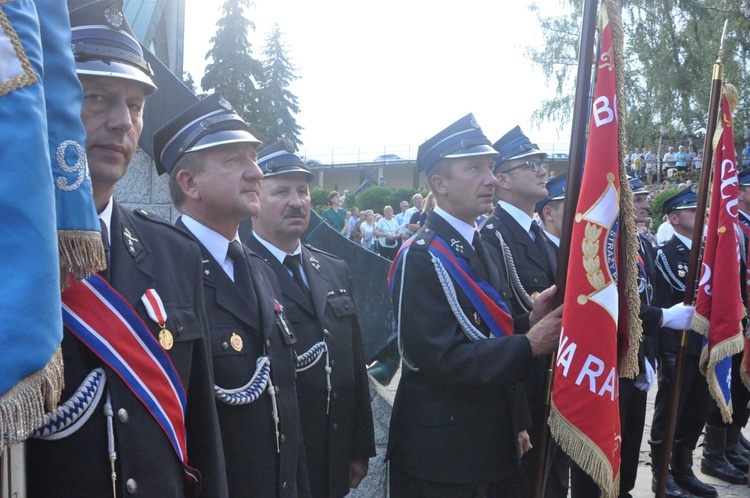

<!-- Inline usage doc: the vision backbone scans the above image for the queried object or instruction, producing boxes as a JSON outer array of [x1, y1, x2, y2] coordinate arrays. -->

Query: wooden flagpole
[[654, 20, 728, 498], [531, 1, 600, 496]]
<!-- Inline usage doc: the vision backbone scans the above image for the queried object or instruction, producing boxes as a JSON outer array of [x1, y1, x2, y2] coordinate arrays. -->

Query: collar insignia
[[309, 256, 321, 272], [122, 226, 142, 257]]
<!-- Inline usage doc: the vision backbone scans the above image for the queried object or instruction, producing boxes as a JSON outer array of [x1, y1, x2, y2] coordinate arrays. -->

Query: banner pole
[[654, 20, 727, 498]]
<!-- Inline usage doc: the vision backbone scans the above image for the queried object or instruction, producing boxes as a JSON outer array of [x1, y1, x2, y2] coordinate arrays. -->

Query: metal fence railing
[[299, 143, 571, 167]]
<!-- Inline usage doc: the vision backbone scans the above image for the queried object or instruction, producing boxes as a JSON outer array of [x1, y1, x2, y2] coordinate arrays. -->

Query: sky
[[183, 0, 573, 163]]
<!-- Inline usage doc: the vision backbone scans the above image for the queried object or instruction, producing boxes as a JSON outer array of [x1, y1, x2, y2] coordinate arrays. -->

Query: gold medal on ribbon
[[230, 332, 243, 352], [159, 327, 174, 350]]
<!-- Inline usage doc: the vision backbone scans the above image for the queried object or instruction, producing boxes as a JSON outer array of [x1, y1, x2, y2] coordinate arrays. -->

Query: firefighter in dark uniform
[[480, 126, 566, 498], [699, 168, 750, 484], [26, 2, 227, 496], [245, 140, 376, 497], [387, 114, 563, 497], [649, 186, 716, 498], [535, 173, 567, 249], [155, 94, 310, 497]]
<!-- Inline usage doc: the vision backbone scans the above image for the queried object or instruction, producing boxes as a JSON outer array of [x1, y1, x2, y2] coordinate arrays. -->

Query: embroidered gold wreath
[[582, 222, 606, 291]]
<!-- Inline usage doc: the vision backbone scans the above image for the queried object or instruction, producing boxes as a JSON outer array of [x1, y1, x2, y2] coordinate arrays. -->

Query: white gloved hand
[[661, 303, 696, 330]]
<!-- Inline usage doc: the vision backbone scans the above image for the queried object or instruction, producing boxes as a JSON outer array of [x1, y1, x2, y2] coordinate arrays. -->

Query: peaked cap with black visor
[[152, 92, 262, 175], [492, 125, 547, 173], [416, 113, 497, 173], [69, 0, 156, 95]]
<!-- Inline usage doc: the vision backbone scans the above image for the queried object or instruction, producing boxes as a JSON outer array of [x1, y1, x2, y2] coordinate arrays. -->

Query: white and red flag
[[549, 2, 640, 496], [693, 90, 744, 423]]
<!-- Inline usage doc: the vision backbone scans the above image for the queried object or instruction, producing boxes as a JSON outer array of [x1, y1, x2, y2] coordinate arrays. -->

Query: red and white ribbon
[[141, 289, 167, 326]]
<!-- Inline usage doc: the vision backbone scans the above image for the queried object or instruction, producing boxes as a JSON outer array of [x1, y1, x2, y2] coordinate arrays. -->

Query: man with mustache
[[26, 2, 226, 496], [156, 96, 310, 497], [244, 140, 375, 498]]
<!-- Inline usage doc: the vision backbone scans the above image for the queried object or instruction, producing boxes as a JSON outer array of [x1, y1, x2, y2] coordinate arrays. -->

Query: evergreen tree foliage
[[182, 72, 197, 93], [201, 0, 265, 139], [259, 24, 303, 146], [527, 0, 750, 149]]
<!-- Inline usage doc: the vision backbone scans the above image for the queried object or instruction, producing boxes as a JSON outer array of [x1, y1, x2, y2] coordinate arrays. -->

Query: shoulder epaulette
[[409, 226, 436, 251], [132, 208, 193, 239], [302, 243, 340, 260], [479, 213, 499, 234]]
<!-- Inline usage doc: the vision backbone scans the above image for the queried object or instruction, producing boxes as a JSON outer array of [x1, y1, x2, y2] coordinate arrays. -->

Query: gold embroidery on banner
[[582, 222, 606, 291], [0, 6, 38, 97]]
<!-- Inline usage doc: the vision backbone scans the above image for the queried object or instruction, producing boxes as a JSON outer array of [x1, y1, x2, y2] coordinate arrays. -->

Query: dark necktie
[[531, 222, 557, 275], [472, 231, 492, 278], [99, 218, 110, 282], [227, 240, 258, 309], [284, 254, 313, 305]]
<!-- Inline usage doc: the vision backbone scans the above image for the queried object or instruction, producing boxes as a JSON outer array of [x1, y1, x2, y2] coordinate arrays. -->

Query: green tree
[[259, 24, 303, 146], [182, 71, 197, 93], [527, 0, 750, 150], [201, 0, 265, 138], [356, 186, 393, 215], [311, 188, 330, 214], [386, 188, 422, 208]]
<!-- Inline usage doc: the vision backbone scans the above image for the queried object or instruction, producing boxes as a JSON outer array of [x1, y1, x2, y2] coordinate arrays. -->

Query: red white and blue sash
[[389, 235, 514, 338], [61, 275, 200, 486]]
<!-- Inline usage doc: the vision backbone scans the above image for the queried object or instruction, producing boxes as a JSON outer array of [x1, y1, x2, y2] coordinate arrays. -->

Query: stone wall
[[115, 149, 178, 221]]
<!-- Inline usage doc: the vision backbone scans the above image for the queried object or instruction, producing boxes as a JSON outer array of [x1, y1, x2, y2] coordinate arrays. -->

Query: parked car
[[374, 154, 401, 162]]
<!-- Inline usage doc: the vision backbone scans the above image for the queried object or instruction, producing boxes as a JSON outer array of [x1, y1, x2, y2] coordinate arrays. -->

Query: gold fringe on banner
[[550, 402, 620, 498], [58, 229, 106, 291], [0, 347, 63, 451], [606, 0, 642, 379], [698, 331, 744, 423], [692, 82, 744, 423]]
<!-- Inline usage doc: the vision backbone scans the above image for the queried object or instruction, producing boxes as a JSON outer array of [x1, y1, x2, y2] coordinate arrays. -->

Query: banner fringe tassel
[[58, 230, 106, 291], [550, 403, 619, 498], [702, 333, 745, 423], [0, 347, 63, 450]]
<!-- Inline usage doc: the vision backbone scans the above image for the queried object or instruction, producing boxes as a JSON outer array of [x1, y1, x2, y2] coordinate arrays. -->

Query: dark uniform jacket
[[479, 204, 556, 440], [638, 234, 662, 331], [27, 205, 227, 497], [246, 235, 376, 498], [653, 234, 702, 356], [387, 211, 533, 484], [176, 218, 309, 498], [480, 205, 557, 315]]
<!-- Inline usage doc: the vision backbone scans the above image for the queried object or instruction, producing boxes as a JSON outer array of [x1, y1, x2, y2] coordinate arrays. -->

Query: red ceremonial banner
[[693, 93, 744, 423], [549, 5, 622, 496]]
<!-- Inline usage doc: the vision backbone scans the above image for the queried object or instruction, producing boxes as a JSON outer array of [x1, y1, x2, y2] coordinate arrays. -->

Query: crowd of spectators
[[628, 142, 750, 182], [322, 141, 750, 257]]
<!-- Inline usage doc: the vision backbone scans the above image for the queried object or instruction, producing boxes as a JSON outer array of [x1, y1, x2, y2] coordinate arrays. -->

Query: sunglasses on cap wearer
[[500, 159, 547, 174]]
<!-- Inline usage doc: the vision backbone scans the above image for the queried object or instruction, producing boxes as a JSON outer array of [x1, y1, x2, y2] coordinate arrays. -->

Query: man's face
[[413, 194, 423, 210], [255, 173, 311, 244], [331, 194, 341, 208], [435, 156, 498, 223], [495, 154, 548, 203], [739, 186, 750, 211], [542, 200, 565, 238], [400, 201, 409, 213], [79, 75, 146, 192], [191, 142, 262, 223], [669, 208, 696, 236], [633, 193, 650, 223]]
